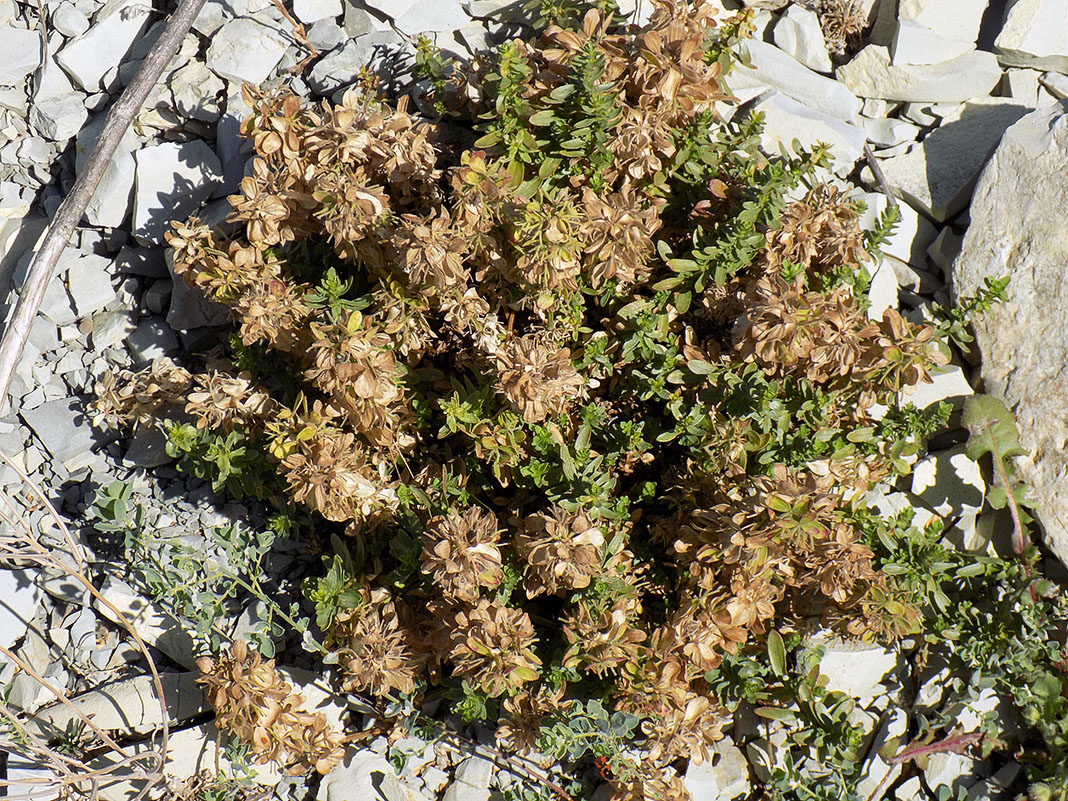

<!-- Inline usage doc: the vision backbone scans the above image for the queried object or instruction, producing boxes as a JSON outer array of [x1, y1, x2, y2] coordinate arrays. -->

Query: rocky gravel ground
[[2, 0, 1068, 799]]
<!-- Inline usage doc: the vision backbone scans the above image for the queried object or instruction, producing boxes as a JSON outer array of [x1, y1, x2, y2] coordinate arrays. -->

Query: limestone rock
[[127, 317, 179, 363], [29, 94, 88, 142], [726, 39, 862, 123], [995, 0, 1068, 74], [911, 445, 986, 535], [683, 737, 751, 800], [876, 99, 1030, 222], [862, 116, 920, 148], [94, 576, 197, 669], [26, 672, 206, 741], [951, 100, 1068, 569], [905, 363, 974, 411], [856, 706, 908, 799], [52, 3, 91, 36], [891, 20, 976, 67], [308, 31, 409, 95], [90, 721, 282, 801], [1041, 71, 1068, 99], [866, 258, 899, 320], [897, 0, 988, 45], [131, 140, 221, 245], [76, 114, 139, 228], [453, 757, 492, 788], [206, 18, 289, 84], [810, 633, 901, 703], [750, 91, 866, 175], [772, 4, 832, 74], [21, 398, 97, 465], [837, 45, 1002, 103], [395, 0, 468, 34], [293, 0, 341, 24], [855, 191, 938, 270], [54, 0, 151, 91], [319, 751, 401, 801], [168, 61, 224, 122], [0, 569, 40, 650], [0, 26, 42, 88], [167, 269, 230, 329]]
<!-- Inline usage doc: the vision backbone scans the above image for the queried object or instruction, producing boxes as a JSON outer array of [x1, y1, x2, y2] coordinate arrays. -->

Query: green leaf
[[1032, 675, 1062, 698], [767, 630, 786, 677], [755, 706, 797, 722], [687, 359, 716, 376], [528, 110, 556, 126], [963, 395, 1026, 462]]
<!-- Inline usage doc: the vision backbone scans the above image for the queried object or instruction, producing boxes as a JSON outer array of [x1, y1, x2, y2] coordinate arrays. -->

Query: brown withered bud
[[421, 507, 504, 604]]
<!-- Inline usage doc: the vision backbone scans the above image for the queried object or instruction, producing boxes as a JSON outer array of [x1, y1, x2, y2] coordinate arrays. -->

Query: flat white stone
[[26, 672, 205, 741], [38, 277, 77, 327], [29, 93, 89, 141], [395, 0, 468, 34], [131, 140, 221, 245], [54, 0, 151, 91], [94, 576, 197, 668], [34, 54, 77, 102], [751, 91, 866, 175], [307, 18, 345, 50], [684, 737, 751, 800], [905, 363, 974, 410], [1041, 71, 1068, 99], [926, 225, 964, 275], [877, 99, 1031, 221], [293, 0, 341, 23], [52, 2, 91, 36], [1003, 68, 1042, 106], [862, 116, 920, 148], [127, 317, 179, 363], [861, 97, 900, 117], [66, 252, 117, 318], [855, 191, 939, 268], [995, 0, 1068, 74], [0, 26, 42, 88], [0, 569, 40, 651], [924, 752, 985, 794], [2, 755, 59, 801], [21, 398, 96, 463], [205, 17, 289, 85], [911, 445, 986, 534], [866, 257, 899, 320], [307, 30, 408, 94], [727, 39, 862, 123], [76, 114, 138, 228], [810, 633, 901, 703], [837, 45, 1002, 103], [89, 722, 282, 801], [318, 751, 402, 801], [891, 20, 976, 66], [772, 4, 832, 74], [168, 61, 224, 122], [856, 706, 908, 799], [898, 0, 988, 45]]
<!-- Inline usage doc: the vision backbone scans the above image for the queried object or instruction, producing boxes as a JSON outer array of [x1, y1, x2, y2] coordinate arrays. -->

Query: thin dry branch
[[0, 451, 170, 801], [0, 0, 209, 413]]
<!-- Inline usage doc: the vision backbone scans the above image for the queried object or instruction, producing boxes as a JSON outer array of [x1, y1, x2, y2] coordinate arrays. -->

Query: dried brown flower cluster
[[97, 1, 956, 797], [196, 640, 344, 775]]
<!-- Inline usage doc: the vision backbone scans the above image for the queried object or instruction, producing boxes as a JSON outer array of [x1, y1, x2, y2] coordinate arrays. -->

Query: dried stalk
[[0, 451, 170, 801], [0, 0, 208, 413]]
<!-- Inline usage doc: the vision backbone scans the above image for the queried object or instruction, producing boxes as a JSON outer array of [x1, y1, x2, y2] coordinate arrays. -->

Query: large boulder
[[951, 99, 1068, 568]]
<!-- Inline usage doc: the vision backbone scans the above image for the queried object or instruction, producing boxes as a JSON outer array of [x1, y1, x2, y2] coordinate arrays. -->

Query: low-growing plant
[[88, 0, 1063, 797]]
